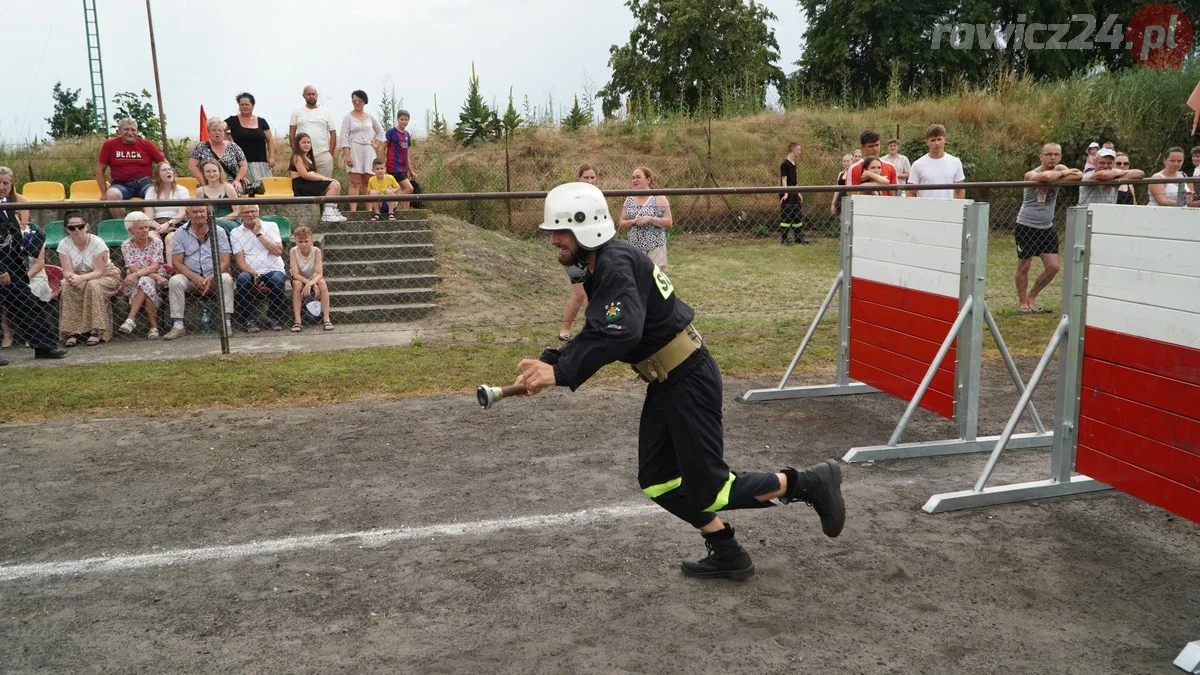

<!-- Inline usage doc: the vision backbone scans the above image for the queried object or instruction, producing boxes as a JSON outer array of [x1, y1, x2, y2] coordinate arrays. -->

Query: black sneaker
[[782, 460, 845, 537], [34, 347, 67, 359]]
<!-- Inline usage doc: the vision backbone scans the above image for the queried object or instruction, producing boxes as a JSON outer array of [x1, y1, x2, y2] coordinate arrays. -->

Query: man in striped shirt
[[384, 110, 416, 210]]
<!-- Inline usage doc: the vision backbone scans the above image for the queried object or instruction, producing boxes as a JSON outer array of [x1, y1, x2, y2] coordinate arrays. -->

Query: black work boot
[[680, 523, 755, 580], [781, 460, 845, 537], [780, 227, 791, 245]]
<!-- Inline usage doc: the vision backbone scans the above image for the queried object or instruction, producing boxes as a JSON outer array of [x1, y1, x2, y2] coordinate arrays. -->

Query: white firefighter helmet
[[538, 182, 614, 250]]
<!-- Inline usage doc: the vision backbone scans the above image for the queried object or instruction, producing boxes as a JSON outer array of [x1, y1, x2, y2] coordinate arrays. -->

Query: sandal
[[64, 336, 78, 347], [323, 321, 335, 331], [1, 336, 12, 349], [370, 213, 382, 221], [86, 333, 101, 346], [387, 214, 396, 221], [147, 328, 160, 340], [291, 322, 302, 333], [558, 333, 571, 341]]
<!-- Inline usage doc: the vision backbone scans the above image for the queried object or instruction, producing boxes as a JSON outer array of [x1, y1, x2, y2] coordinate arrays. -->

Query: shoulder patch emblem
[[604, 301, 623, 322]]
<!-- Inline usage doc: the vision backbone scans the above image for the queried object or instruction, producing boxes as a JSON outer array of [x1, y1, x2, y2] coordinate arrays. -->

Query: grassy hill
[[6, 64, 1198, 234]]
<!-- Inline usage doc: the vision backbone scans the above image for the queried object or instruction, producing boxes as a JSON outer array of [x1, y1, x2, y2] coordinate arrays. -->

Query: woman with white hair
[[117, 211, 167, 339], [188, 118, 248, 193]]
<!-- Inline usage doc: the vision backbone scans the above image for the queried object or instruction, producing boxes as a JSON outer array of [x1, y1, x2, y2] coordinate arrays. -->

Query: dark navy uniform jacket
[[553, 240, 694, 390]]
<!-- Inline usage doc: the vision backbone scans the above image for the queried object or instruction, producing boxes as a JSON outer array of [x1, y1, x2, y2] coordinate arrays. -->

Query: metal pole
[[885, 296, 974, 447], [206, 205, 230, 355], [973, 316, 1069, 492], [983, 304, 1047, 434], [504, 130, 512, 230], [775, 271, 842, 388], [835, 199, 854, 386], [144, 0, 168, 155]]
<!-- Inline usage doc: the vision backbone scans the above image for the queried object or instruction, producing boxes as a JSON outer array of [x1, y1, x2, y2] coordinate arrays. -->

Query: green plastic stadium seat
[[261, 215, 291, 243], [43, 221, 65, 250], [97, 219, 128, 247]]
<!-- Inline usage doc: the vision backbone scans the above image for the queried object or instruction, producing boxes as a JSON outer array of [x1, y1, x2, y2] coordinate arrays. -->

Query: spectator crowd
[[1, 93, 1195, 361]]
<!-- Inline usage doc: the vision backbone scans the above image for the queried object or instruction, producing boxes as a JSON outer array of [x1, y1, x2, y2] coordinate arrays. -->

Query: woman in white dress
[[338, 89, 385, 213]]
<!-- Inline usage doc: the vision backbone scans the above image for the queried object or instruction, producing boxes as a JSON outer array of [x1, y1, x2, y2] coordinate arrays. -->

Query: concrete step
[[321, 243, 435, 263], [329, 302, 438, 323], [311, 218, 431, 234], [319, 229, 433, 246], [340, 209, 428, 221], [329, 287, 436, 306], [324, 273, 438, 291], [323, 258, 437, 276]]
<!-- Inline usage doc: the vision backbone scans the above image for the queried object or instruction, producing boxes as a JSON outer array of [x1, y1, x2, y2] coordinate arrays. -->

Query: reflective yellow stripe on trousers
[[703, 473, 735, 512], [642, 477, 681, 500]]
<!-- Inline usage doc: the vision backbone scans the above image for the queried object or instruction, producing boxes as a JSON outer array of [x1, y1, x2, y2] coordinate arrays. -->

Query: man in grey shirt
[[1014, 143, 1082, 314], [1079, 148, 1144, 208]]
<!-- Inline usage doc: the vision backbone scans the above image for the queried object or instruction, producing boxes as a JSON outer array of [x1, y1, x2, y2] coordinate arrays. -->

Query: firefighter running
[[515, 182, 845, 580]]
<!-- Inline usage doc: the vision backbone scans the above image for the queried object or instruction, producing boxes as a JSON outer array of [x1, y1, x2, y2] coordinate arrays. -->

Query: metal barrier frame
[[742, 197, 1052, 463], [924, 207, 1111, 513]]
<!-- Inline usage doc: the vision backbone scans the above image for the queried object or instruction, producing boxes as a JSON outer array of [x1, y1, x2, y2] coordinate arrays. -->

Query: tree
[[378, 81, 404, 127], [792, 0, 1200, 105], [598, 0, 785, 118], [111, 90, 162, 143], [501, 87, 523, 135], [454, 63, 501, 146], [561, 95, 591, 132], [428, 94, 449, 138], [45, 82, 98, 139]]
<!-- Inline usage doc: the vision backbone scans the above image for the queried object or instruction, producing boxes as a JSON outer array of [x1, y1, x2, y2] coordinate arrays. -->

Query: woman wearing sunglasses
[[1114, 154, 1138, 205], [56, 210, 121, 346]]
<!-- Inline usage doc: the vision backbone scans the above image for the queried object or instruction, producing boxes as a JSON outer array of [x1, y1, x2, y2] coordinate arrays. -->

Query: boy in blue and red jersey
[[384, 110, 416, 210]]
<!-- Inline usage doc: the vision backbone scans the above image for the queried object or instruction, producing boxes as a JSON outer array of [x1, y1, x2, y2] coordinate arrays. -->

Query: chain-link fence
[[0, 176, 1191, 357]]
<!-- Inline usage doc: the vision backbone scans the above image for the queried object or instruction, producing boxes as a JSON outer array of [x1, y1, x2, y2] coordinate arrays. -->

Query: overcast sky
[[0, 0, 806, 143]]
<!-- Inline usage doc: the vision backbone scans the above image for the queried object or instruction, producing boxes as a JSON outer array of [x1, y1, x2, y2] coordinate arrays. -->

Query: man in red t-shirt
[[96, 119, 165, 217], [847, 129, 897, 196]]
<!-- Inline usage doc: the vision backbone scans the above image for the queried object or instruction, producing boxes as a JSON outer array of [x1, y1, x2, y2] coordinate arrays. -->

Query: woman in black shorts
[[290, 133, 346, 223]]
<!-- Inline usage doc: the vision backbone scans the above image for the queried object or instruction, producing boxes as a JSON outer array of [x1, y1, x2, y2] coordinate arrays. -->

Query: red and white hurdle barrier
[[743, 196, 1052, 462], [917, 204, 1198, 672]]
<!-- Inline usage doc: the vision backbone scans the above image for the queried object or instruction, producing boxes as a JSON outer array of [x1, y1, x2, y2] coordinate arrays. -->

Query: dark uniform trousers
[[638, 347, 780, 528], [0, 221, 57, 350]]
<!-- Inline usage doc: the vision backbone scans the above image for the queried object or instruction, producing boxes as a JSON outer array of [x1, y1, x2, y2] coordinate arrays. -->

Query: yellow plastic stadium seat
[[68, 180, 103, 201], [176, 177, 199, 193], [21, 181, 66, 202], [258, 176, 293, 198]]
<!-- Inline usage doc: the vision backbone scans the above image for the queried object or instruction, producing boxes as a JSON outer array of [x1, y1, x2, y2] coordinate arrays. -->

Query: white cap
[[1088, 142, 1100, 149], [1097, 148, 1117, 158]]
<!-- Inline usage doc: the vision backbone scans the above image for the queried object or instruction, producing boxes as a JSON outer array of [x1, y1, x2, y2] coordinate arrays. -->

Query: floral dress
[[623, 196, 667, 252], [120, 237, 165, 307]]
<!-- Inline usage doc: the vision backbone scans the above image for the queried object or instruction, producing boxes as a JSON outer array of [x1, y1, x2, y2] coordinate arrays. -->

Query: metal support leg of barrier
[[742, 200, 876, 402], [924, 210, 1110, 512], [1176, 641, 1200, 673]]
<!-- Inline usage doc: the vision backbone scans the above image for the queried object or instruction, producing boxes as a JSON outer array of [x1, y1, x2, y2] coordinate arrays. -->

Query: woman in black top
[[225, 92, 275, 188], [1114, 153, 1137, 205]]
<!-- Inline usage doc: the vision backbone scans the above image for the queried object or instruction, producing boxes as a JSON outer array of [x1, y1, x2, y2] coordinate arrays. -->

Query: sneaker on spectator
[[163, 326, 186, 341], [246, 320, 261, 334], [321, 205, 347, 223]]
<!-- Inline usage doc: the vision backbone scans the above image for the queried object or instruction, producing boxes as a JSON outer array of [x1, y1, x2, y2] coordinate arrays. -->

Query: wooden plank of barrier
[[849, 214, 964, 249], [1076, 450, 1200, 523], [1078, 418, 1200, 491], [850, 277, 959, 322], [846, 359, 955, 418], [852, 236, 962, 275], [850, 320, 951, 367], [849, 194, 968, 224], [1083, 326, 1200, 386], [852, 258, 960, 299]]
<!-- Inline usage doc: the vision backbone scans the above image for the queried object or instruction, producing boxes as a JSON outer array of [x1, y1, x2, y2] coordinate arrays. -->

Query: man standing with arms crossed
[[515, 182, 845, 581], [1014, 143, 1082, 314], [289, 86, 337, 180]]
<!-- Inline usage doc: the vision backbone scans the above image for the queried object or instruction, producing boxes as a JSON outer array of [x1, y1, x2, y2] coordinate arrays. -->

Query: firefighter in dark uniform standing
[[516, 182, 845, 579], [0, 201, 66, 365]]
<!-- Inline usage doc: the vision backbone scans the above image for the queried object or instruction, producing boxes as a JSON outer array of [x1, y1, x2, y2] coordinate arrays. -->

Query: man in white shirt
[[881, 139, 911, 185], [288, 85, 338, 179], [230, 205, 287, 332], [907, 124, 966, 199]]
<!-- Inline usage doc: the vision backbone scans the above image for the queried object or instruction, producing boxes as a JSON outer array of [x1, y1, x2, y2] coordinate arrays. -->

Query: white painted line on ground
[[0, 503, 662, 583]]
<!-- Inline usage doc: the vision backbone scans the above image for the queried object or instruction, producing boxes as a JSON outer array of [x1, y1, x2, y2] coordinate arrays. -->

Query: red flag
[[1188, 80, 1200, 136], [199, 105, 209, 142]]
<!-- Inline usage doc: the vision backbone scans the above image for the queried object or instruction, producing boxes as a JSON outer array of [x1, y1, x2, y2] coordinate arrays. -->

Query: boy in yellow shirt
[[366, 158, 400, 220]]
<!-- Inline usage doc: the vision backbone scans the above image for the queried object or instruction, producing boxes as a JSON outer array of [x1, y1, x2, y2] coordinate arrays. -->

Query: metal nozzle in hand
[[476, 383, 527, 409]]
